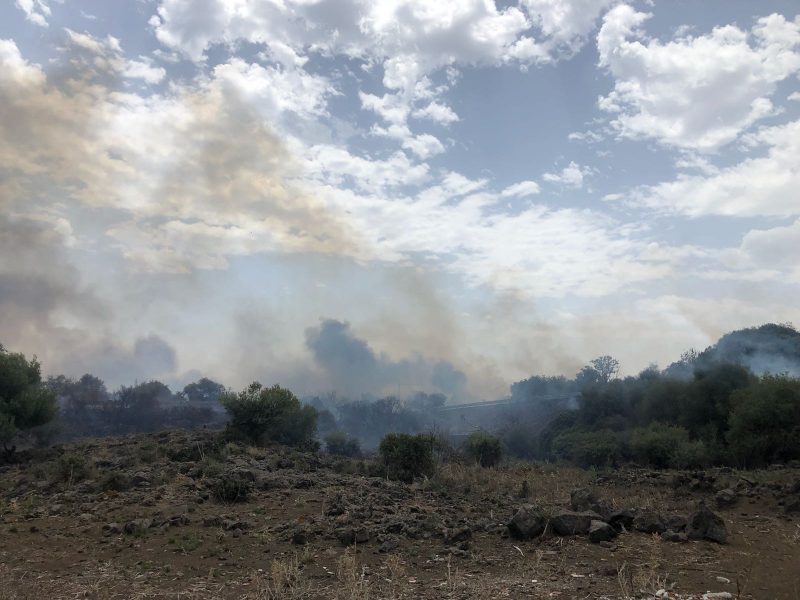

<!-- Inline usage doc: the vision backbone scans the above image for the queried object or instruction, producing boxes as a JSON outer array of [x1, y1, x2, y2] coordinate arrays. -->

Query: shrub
[[0, 348, 57, 455], [54, 452, 90, 484], [463, 431, 503, 467], [501, 425, 539, 460], [727, 375, 800, 468], [378, 433, 435, 482], [629, 424, 696, 469], [325, 431, 361, 457], [221, 383, 318, 449], [551, 428, 623, 468], [211, 472, 251, 503]]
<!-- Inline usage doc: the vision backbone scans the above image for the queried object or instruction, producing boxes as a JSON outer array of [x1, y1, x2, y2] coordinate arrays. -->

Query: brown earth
[[0, 430, 798, 600]]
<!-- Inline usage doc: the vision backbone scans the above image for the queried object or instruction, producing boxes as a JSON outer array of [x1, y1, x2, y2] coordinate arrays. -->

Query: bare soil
[[0, 430, 798, 599]]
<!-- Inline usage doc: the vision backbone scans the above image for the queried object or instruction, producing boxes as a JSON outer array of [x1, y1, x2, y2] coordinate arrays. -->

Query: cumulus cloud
[[634, 119, 800, 217], [15, 0, 50, 27], [501, 180, 541, 198], [597, 6, 800, 151], [542, 161, 590, 188]]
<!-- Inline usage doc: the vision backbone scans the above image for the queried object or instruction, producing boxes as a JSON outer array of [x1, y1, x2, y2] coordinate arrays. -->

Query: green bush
[[551, 428, 623, 468], [0, 348, 57, 454], [727, 375, 800, 468], [55, 452, 90, 484], [221, 383, 318, 449], [629, 424, 696, 469], [210, 472, 251, 503], [463, 431, 503, 467], [324, 431, 361, 457], [378, 433, 435, 482]]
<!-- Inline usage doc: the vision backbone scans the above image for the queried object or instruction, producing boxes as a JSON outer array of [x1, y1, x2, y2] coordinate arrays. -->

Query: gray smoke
[[305, 318, 467, 399]]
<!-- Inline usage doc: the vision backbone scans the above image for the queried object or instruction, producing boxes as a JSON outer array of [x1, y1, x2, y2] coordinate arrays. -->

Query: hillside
[[1, 430, 798, 599]]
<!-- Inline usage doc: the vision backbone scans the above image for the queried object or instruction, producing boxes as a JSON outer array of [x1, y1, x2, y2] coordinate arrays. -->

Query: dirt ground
[[0, 430, 798, 600]]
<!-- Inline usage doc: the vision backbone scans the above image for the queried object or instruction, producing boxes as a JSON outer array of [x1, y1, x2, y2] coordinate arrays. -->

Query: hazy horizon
[[2, 0, 799, 400]]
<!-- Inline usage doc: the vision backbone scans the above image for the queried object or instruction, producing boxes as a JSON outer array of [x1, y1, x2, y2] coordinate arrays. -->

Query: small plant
[[210, 472, 251, 503], [54, 452, 89, 485], [378, 433, 435, 482], [463, 431, 503, 467], [325, 431, 361, 457]]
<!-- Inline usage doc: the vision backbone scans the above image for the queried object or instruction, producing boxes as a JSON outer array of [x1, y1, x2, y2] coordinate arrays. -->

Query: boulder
[[123, 518, 152, 535], [661, 530, 688, 543], [507, 504, 547, 540], [550, 511, 595, 536], [608, 509, 635, 531], [335, 526, 370, 546], [665, 514, 687, 532], [444, 526, 472, 545], [715, 489, 737, 509], [784, 495, 800, 514], [588, 520, 617, 544], [633, 511, 666, 534], [687, 503, 727, 544]]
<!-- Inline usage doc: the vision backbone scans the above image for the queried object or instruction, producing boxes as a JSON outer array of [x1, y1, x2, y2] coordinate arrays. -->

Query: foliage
[[210, 472, 251, 503], [629, 424, 707, 469], [221, 383, 318, 449], [182, 378, 226, 403], [551, 429, 623, 468], [325, 431, 361, 457], [0, 347, 57, 451], [378, 433, 435, 482], [463, 431, 503, 467], [727, 375, 800, 467]]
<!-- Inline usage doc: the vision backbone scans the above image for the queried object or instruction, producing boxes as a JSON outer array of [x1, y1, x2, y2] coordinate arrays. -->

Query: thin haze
[[0, 1, 799, 398]]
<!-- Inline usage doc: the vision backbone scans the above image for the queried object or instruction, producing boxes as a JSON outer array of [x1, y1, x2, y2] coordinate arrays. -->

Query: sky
[[1, 0, 799, 400]]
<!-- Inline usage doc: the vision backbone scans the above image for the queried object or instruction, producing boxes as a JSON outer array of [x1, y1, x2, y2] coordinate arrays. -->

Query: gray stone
[[661, 530, 688, 543], [550, 511, 595, 536], [687, 503, 727, 544], [588, 520, 617, 544], [715, 489, 737, 509], [608, 509, 635, 531], [507, 504, 547, 540], [665, 514, 688, 532], [633, 510, 665, 534]]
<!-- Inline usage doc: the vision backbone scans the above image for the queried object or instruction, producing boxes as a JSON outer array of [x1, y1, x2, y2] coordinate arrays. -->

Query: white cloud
[[542, 161, 590, 188], [635, 119, 800, 217], [15, 0, 50, 27], [63, 29, 168, 85], [501, 180, 541, 198], [412, 101, 459, 125], [520, 0, 617, 58], [789, 91, 800, 101], [123, 58, 167, 84], [597, 6, 800, 151]]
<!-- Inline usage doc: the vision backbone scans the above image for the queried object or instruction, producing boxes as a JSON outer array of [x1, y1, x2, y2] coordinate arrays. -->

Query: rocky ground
[[0, 430, 799, 599]]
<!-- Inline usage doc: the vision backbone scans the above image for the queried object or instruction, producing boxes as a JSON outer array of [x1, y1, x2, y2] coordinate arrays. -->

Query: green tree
[[727, 375, 800, 467], [0, 346, 57, 456], [221, 383, 318, 449]]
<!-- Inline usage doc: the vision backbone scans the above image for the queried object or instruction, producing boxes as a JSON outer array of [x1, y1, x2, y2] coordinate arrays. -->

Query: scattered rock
[[444, 526, 472, 545], [665, 515, 688, 532], [784, 495, 800, 514], [687, 503, 727, 544], [335, 526, 370, 546], [123, 518, 152, 535], [103, 523, 123, 535], [661, 530, 688, 543], [130, 472, 150, 488], [588, 520, 617, 544], [550, 511, 595, 536], [715, 489, 737, 509], [608, 509, 635, 531], [378, 536, 400, 553], [291, 528, 310, 545], [507, 504, 547, 540], [633, 510, 666, 534]]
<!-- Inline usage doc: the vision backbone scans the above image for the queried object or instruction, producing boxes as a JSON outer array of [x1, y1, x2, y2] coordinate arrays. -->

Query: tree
[[221, 383, 318, 449], [727, 375, 800, 467], [183, 378, 226, 403], [378, 433, 435, 482], [0, 347, 57, 456], [590, 356, 620, 383]]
